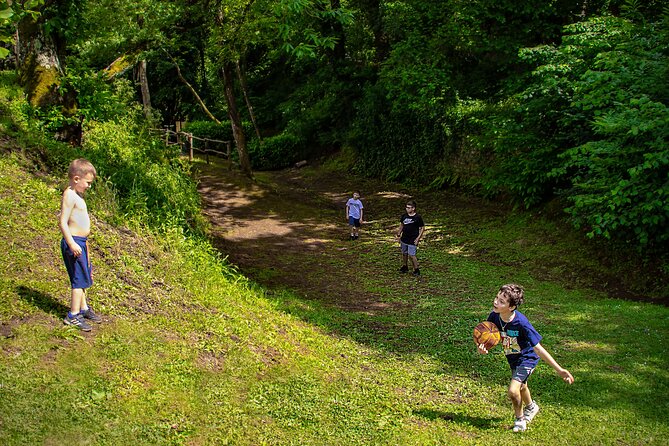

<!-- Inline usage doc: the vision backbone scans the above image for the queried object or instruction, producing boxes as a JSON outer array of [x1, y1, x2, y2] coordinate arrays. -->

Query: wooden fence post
[[204, 140, 210, 164], [188, 133, 193, 162], [226, 142, 232, 171]]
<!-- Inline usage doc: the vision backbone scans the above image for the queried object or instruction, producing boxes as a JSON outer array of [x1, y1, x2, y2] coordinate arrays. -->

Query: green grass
[[2, 89, 669, 444]]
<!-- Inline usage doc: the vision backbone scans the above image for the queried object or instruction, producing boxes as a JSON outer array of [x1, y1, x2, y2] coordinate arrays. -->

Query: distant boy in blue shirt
[[478, 284, 574, 432], [345, 192, 364, 240]]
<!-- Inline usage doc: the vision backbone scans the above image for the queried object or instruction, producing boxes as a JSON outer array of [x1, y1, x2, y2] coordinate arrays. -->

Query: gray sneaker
[[64, 313, 92, 331], [523, 401, 540, 423], [512, 417, 527, 433], [81, 307, 102, 323]]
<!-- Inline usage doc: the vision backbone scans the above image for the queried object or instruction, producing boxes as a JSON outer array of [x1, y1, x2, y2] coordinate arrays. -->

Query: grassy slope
[[0, 110, 668, 443]]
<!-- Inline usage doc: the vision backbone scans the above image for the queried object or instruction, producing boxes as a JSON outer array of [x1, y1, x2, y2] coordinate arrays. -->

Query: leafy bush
[[482, 16, 669, 250], [347, 84, 446, 184], [183, 120, 233, 142], [82, 117, 205, 233], [248, 132, 306, 170]]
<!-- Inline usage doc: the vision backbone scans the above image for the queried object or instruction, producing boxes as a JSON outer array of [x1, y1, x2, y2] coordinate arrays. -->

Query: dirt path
[[196, 163, 429, 313], [196, 162, 668, 309]]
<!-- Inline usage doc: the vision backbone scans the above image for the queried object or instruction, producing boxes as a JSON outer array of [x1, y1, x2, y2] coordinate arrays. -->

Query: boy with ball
[[477, 284, 574, 432]]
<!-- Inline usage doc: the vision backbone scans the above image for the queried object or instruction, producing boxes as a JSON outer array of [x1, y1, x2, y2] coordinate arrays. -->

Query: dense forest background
[[2, 0, 668, 255]]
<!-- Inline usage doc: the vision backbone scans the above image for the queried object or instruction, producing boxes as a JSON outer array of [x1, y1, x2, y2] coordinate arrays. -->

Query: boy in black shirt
[[395, 200, 425, 276]]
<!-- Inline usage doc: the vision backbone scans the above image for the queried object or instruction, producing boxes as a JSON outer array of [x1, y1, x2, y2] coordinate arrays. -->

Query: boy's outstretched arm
[[534, 343, 574, 384]]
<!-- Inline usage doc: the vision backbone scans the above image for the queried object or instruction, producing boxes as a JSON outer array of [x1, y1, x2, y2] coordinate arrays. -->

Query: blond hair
[[68, 158, 96, 179]]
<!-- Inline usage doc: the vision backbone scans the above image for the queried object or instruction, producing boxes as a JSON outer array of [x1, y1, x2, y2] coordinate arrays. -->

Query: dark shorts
[[511, 366, 535, 384], [348, 216, 361, 227], [61, 236, 93, 289]]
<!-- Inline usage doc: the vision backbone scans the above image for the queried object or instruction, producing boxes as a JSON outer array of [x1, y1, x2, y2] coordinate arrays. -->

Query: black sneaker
[[64, 313, 92, 331], [399, 265, 409, 273], [412, 268, 421, 276], [81, 307, 102, 323]]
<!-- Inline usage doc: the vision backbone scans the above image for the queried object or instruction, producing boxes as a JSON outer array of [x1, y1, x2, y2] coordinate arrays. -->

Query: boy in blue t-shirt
[[478, 284, 574, 432], [345, 192, 364, 240]]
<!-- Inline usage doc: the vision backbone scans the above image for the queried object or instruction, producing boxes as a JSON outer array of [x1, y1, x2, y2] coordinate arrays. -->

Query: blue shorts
[[511, 366, 535, 384], [348, 216, 361, 227], [400, 241, 417, 256], [61, 236, 93, 289]]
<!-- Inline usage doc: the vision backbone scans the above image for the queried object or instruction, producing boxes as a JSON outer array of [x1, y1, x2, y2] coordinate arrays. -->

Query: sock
[[68, 311, 79, 318]]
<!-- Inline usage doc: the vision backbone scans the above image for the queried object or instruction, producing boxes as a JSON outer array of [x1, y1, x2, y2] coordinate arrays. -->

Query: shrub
[[248, 132, 306, 170], [81, 117, 205, 234], [183, 120, 233, 142]]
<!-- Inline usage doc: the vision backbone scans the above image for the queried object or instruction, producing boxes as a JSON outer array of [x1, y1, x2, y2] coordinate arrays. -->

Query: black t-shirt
[[399, 213, 424, 244]]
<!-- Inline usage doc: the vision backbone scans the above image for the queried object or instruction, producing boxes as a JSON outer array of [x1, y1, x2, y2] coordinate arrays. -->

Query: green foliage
[[183, 120, 233, 142], [82, 117, 205, 233], [481, 15, 669, 250], [0, 0, 44, 59], [1, 70, 205, 236], [249, 131, 306, 170], [347, 83, 446, 184]]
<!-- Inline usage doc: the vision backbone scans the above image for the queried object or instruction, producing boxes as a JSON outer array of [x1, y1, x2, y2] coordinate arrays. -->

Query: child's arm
[[345, 204, 350, 220], [59, 190, 82, 257], [415, 226, 425, 244], [534, 343, 574, 384], [360, 207, 364, 223], [396, 223, 404, 239]]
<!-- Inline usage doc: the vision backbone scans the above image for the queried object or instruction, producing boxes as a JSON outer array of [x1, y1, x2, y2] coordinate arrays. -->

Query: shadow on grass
[[413, 408, 503, 429], [16, 286, 69, 317]]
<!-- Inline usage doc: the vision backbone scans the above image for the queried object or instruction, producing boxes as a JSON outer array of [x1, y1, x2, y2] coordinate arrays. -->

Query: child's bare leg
[[520, 383, 532, 406], [70, 288, 84, 314], [409, 255, 419, 270], [402, 253, 409, 267], [508, 380, 524, 418]]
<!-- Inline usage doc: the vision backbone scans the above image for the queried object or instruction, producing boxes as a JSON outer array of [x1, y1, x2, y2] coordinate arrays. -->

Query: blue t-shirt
[[487, 310, 542, 369], [346, 198, 364, 219]]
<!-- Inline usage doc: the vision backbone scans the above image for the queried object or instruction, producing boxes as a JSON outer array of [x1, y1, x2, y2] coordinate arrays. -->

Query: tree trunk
[[137, 59, 152, 119], [16, 12, 63, 107], [236, 60, 261, 141], [222, 62, 253, 178]]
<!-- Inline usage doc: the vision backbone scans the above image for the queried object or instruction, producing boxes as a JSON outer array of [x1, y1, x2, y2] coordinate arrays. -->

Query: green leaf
[[0, 8, 14, 19]]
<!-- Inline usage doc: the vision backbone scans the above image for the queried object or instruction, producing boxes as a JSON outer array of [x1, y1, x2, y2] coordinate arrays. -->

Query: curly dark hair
[[499, 284, 525, 308]]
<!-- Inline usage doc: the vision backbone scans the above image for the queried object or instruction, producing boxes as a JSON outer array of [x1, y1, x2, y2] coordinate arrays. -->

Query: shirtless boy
[[59, 159, 101, 331]]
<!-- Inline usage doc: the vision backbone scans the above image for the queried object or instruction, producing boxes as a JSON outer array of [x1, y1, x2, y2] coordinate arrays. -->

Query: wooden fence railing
[[150, 127, 233, 169]]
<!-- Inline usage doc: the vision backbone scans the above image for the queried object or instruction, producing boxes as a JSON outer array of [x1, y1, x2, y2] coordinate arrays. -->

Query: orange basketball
[[473, 321, 501, 350]]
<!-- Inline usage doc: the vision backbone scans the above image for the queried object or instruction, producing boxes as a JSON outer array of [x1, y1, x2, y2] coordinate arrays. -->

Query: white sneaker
[[523, 401, 540, 423], [512, 417, 527, 432]]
